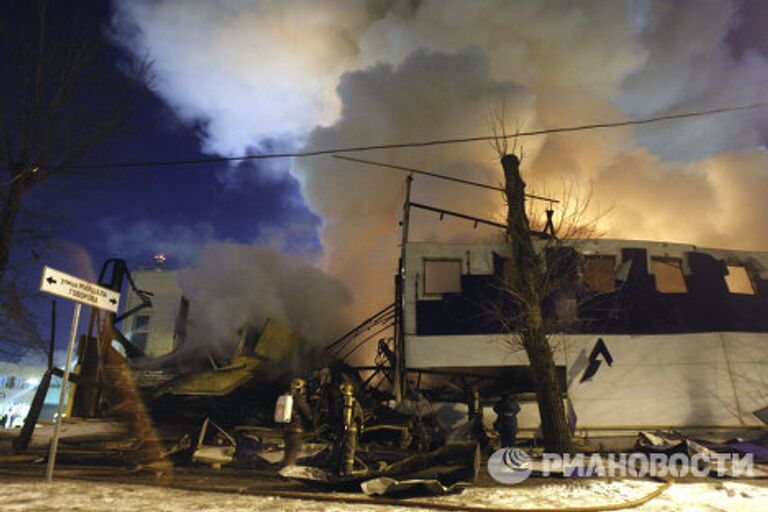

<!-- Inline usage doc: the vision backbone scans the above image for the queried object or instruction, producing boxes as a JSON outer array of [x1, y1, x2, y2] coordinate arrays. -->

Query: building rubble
[[0, 259, 488, 497]]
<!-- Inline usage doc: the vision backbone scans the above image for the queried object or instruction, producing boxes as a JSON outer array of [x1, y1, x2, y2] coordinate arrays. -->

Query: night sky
[[20, 16, 322, 273], [3, 0, 768, 362], [2, 1, 323, 360]]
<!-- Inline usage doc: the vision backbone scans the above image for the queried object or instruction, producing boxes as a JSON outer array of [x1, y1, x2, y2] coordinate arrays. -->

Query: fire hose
[[230, 478, 674, 512], [0, 466, 673, 511]]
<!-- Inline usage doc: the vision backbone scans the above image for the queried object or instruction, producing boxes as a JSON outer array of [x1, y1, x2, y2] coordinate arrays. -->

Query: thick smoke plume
[[113, 0, 768, 334], [177, 242, 351, 358], [111, 0, 371, 155]]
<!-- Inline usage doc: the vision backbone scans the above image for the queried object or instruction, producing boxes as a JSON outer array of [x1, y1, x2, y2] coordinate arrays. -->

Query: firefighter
[[493, 393, 521, 448], [283, 377, 313, 465], [338, 382, 365, 476]]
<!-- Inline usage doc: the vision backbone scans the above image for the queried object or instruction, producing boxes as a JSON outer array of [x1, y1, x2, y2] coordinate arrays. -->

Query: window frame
[[650, 256, 689, 294], [422, 258, 463, 296], [131, 313, 152, 350], [724, 264, 756, 295]]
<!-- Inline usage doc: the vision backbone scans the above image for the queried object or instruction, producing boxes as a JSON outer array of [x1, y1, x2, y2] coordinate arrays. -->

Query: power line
[[326, 303, 395, 353], [335, 155, 504, 192], [15, 102, 766, 170], [333, 154, 560, 203]]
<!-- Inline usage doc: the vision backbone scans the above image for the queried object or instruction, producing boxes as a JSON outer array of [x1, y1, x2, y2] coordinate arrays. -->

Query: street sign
[[39, 266, 120, 313], [37, 265, 123, 483]]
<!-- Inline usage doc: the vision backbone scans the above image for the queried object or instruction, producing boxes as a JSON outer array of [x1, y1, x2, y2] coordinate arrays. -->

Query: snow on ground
[[453, 480, 768, 511], [1, 478, 767, 511]]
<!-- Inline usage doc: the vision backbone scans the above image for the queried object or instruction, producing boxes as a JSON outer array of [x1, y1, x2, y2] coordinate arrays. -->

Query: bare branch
[[0, 2, 152, 351]]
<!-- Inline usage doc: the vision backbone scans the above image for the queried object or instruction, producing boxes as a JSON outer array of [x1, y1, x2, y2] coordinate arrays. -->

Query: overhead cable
[[333, 154, 560, 203], [19, 102, 765, 170]]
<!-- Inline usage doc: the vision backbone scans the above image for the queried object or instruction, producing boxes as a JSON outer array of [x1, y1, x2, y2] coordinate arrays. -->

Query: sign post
[[45, 301, 80, 483], [38, 266, 120, 482]]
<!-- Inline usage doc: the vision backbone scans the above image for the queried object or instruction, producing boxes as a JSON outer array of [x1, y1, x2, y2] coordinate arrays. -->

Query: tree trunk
[[521, 327, 573, 452], [501, 154, 573, 453], [0, 179, 25, 285]]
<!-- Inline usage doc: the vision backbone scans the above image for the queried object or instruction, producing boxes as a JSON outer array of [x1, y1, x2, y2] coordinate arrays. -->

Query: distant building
[[0, 362, 59, 427], [122, 268, 189, 357]]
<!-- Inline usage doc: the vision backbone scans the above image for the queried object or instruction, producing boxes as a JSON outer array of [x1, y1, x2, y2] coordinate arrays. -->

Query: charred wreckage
[[4, 255, 485, 495]]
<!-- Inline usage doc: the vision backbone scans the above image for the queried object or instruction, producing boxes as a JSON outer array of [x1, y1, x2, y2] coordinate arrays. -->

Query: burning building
[[121, 266, 188, 358], [399, 237, 768, 435]]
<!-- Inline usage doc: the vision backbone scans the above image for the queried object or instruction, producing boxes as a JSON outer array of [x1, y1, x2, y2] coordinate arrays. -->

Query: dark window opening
[[131, 314, 151, 351], [423, 259, 462, 294], [133, 315, 150, 331], [651, 257, 688, 293]]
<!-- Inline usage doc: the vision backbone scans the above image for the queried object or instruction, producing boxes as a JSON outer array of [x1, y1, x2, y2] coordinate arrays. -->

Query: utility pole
[[501, 153, 573, 453], [394, 174, 413, 404]]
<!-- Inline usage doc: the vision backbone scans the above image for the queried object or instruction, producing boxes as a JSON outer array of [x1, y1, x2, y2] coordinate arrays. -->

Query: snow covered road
[[1, 478, 768, 512]]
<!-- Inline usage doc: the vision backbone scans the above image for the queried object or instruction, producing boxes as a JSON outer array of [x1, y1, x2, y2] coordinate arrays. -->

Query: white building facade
[[402, 239, 768, 433]]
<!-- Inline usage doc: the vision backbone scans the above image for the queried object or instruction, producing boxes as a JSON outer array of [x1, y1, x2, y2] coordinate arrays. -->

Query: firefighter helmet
[[339, 382, 354, 396]]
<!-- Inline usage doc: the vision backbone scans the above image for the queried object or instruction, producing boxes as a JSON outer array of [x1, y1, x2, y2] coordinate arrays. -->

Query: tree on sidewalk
[[499, 151, 575, 453], [484, 111, 608, 452]]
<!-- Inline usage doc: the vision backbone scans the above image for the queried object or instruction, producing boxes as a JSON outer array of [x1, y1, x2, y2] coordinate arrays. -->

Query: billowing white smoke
[[113, 0, 768, 330], [111, 0, 372, 155], [177, 242, 351, 357]]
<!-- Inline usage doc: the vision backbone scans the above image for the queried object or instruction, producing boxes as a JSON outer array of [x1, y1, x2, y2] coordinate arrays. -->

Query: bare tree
[[0, 1, 151, 285], [490, 153, 612, 453], [0, 2, 150, 354], [495, 151, 573, 453], [483, 100, 611, 452], [0, 283, 47, 359]]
